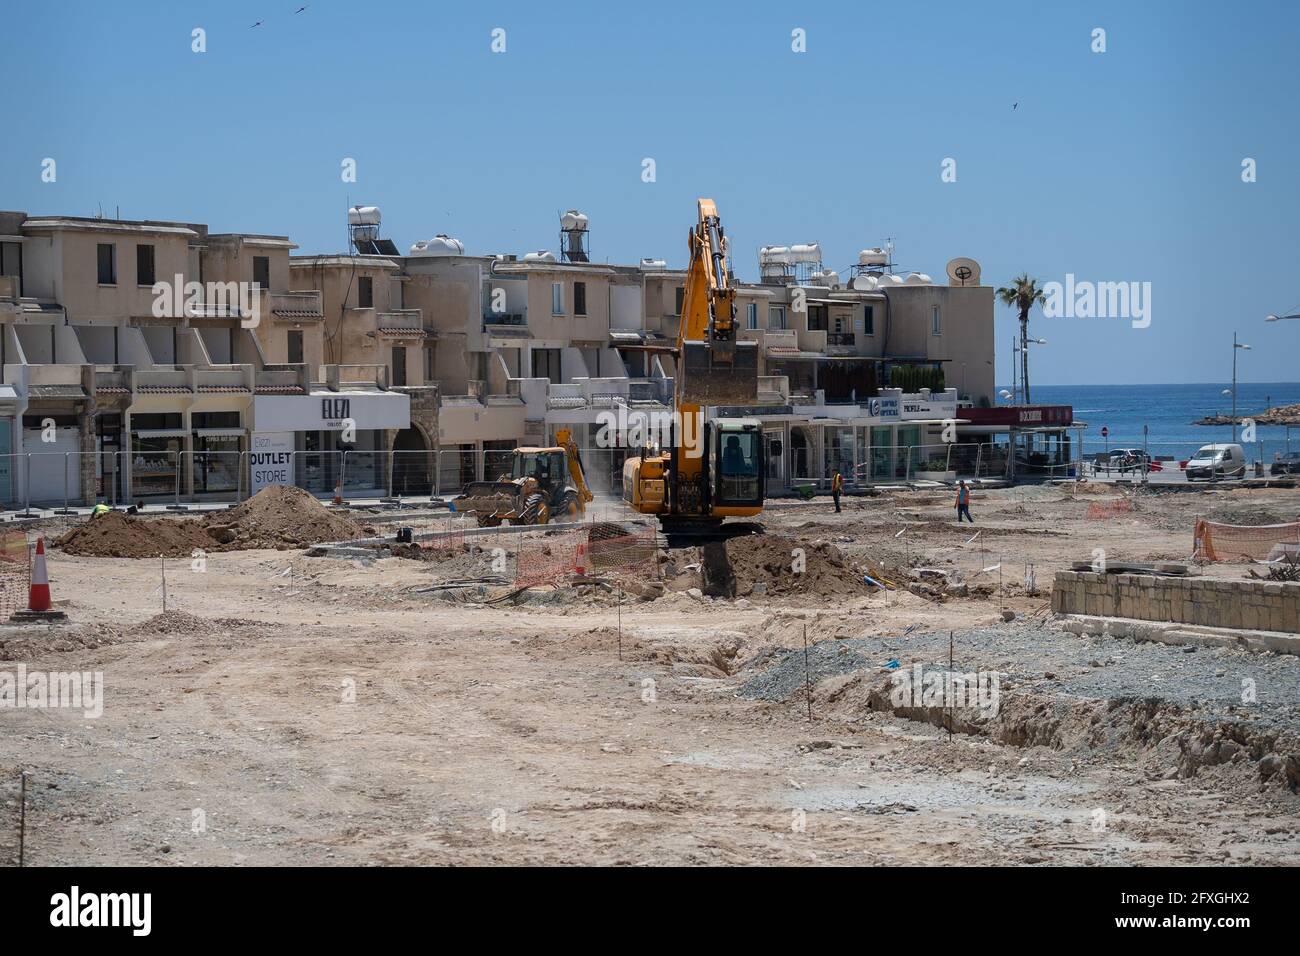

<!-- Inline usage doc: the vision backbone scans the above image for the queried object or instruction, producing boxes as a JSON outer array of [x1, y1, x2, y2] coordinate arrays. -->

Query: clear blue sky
[[4, 0, 1298, 386]]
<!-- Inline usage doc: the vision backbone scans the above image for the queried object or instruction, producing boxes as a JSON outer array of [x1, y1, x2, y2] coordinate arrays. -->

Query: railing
[[827, 332, 856, 347], [483, 312, 527, 327]]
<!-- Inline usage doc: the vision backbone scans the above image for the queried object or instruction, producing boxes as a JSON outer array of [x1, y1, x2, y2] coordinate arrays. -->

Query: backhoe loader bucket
[[452, 480, 521, 515], [678, 339, 759, 406]]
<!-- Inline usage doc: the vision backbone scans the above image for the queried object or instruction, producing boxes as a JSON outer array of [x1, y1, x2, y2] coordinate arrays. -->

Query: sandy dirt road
[[1, 482, 1297, 866]]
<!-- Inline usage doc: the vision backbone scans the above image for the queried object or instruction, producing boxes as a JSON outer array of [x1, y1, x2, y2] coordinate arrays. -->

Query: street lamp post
[[1011, 337, 1047, 406], [1232, 332, 1251, 442]]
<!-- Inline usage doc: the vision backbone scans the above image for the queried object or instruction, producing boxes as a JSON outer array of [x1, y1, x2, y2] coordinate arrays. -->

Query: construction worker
[[91, 503, 111, 519], [831, 469, 844, 513], [955, 480, 973, 523]]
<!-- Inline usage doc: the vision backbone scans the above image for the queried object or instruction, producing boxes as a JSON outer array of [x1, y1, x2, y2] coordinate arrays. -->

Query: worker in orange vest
[[831, 470, 844, 513], [956, 480, 973, 523]]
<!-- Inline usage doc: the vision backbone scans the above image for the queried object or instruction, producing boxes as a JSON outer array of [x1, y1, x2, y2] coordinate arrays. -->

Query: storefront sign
[[901, 397, 958, 419], [252, 391, 410, 433], [249, 431, 294, 493], [868, 396, 900, 419]]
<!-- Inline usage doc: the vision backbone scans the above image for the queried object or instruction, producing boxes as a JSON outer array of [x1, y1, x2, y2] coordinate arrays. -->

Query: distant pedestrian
[[831, 470, 844, 513], [955, 480, 973, 523]]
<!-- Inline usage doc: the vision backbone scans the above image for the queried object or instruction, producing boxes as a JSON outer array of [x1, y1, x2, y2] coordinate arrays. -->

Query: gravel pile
[[738, 640, 872, 701]]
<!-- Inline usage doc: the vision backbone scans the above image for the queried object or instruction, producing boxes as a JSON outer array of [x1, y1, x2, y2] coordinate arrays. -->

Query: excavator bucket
[[678, 339, 759, 406]]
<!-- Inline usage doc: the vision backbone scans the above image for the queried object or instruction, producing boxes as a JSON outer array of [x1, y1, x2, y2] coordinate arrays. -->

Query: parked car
[[1270, 451, 1300, 476], [1186, 443, 1247, 481], [1108, 448, 1153, 474]]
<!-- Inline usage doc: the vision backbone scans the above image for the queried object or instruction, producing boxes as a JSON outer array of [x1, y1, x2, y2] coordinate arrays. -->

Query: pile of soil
[[54, 512, 215, 559], [207, 485, 366, 549], [697, 534, 868, 599], [128, 610, 261, 637], [56, 486, 369, 558]]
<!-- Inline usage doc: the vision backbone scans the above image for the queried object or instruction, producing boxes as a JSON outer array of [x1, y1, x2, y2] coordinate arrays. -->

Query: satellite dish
[[946, 257, 981, 286]]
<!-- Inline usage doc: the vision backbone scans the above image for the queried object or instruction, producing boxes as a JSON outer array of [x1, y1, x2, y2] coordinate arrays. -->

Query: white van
[[1186, 443, 1246, 481]]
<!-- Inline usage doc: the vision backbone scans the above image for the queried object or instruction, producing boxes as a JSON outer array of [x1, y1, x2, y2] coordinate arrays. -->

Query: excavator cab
[[711, 420, 764, 508]]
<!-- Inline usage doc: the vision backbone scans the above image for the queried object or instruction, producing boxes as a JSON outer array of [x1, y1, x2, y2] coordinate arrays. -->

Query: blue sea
[[1004, 383, 1300, 465]]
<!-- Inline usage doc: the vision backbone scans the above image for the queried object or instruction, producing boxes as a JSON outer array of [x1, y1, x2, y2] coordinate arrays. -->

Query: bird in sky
[[251, 20, 263, 28], [1013, 102, 1018, 110], [295, 4, 309, 12]]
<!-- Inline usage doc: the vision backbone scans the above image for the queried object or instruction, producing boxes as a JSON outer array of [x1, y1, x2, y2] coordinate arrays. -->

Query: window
[[862, 305, 875, 336], [252, 256, 270, 290], [931, 304, 941, 335], [674, 286, 684, 316], [551, 282, 564, 315], [358, 276, 373, 309], [391, 346, 407, 386], [574, 281, 587, 316], [136, 244, 156, 286], [767, 306, 786, 330], [746, 302, 758, 330], [808, 304, 828, 331], [423, 344, 435, 381], [533, 348, 561, 381], [96, 243, 116, 285], [286, 329, 304, 364]]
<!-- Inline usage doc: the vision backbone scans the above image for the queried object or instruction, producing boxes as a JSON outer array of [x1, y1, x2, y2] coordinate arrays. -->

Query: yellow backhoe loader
[[452, 428, 594, 527], [622, 199, 765, 542]]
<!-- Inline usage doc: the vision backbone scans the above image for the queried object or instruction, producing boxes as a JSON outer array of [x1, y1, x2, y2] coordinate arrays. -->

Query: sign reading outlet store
[[249, 431, 294, 494]]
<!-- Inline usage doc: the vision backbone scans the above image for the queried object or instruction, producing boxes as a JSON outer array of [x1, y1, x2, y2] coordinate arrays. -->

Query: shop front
[[250, 389, 411, 499]]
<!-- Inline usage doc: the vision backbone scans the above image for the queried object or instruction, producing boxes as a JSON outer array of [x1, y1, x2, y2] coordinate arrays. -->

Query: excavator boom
[[676, 199, 759, 407]]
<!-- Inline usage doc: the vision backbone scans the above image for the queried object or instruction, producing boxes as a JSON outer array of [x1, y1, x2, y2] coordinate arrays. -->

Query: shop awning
[[133, 428, 187, 438], [194, 428, 246, 438]]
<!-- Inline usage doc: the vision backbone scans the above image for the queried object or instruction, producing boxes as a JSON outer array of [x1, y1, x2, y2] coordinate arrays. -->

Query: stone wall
[[1052, 571, 1300, 634]]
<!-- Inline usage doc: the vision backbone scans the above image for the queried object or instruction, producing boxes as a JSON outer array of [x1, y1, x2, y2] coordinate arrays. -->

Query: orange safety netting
[[513, 524, 659, 588], [0, 531, 30, 619], [1193, 518, 1300, 562], [1087, 499, 1135, 519]]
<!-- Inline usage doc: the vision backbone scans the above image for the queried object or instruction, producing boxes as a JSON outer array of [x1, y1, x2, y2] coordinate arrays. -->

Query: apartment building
[[0, 210, 408, 507], [0, 201, 1003, 505]]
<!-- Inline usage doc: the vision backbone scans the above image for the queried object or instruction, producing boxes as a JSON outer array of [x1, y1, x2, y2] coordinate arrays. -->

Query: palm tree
[[996, 274, 1047, 404]]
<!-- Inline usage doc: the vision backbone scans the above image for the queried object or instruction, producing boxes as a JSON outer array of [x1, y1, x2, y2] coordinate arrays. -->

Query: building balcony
[[376, 309, 426, 339], [0, 275, 19, 311], [757, 375, 790, 405], [268, 290, 324, 322], [321, 364, 388, 391], [483, 311, 527, 328]]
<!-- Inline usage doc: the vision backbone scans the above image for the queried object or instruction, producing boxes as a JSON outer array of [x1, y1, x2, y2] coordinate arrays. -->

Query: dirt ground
[[1, 481, 1298, 866]]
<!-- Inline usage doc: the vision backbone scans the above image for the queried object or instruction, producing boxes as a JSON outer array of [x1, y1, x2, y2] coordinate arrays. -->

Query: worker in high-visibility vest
[[831, 470, 844, 513], [91, 503, 111, 519]]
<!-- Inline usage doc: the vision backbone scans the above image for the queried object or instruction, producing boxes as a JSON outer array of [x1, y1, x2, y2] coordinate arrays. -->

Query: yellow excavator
[[622, 199, 765, 542], [453, 427, 594, 526]]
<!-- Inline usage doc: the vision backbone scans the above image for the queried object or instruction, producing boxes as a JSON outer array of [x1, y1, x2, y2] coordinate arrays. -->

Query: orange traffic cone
[[29, 537, 51, 611], [11, 536, 67, 623], [574, 539, 588, 577]]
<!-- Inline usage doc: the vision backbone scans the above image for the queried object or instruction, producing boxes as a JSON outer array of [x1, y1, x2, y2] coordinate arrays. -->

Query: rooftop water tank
[[810, 269, 841, 288], [348, 205, 381, 226], [858, 247, 888, 266], [904, 272, 933, 285], [875, 273, 903, 287], [788, 243, 822, 263], [408, 235, 465, 256], [523, 250, 557, 263], [639, 258, 668, 270], [852, 274, 880, 291], [560, 210, 589, 232]]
